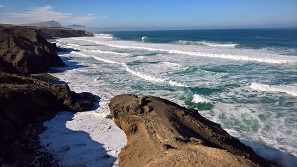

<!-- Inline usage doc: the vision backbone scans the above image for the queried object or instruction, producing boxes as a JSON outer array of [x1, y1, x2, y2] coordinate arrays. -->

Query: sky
[[0, 0, 297, 30]]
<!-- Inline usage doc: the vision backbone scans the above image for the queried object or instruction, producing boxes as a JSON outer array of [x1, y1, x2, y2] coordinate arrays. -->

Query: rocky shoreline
[[1, 24, 272, 166], [0, 24, 96, 166]]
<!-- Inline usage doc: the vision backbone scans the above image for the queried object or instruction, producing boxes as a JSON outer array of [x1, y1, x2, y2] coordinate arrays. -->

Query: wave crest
[[250, 82, 297, 97], [94, 34, 114, 39], [175, 40, 238, 48]]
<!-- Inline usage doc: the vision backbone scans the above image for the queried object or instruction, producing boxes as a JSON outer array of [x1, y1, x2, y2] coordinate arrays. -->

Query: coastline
[[1, 24, 295, 166]]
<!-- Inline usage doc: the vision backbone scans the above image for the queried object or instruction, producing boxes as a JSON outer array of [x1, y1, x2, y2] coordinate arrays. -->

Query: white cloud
[[4, 5, 104, 24]]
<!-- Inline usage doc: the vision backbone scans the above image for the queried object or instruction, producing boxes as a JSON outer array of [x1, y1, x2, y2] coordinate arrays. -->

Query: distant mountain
[[66, 24, 87, 30], [24, 20, 64, 28]]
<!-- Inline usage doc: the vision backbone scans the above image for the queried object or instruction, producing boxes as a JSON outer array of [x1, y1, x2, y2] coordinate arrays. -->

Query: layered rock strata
[[109, 94, 270, 167]]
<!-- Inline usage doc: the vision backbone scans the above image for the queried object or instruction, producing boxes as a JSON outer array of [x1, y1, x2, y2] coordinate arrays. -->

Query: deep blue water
[[102, 29, 297, 54]]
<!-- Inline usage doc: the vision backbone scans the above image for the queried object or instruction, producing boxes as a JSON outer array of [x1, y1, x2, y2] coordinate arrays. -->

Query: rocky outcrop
[[0, 72, 98, 164], [109, 94, 270, 167], [0, 24, 96, 165], [0, 25, 66, 74]]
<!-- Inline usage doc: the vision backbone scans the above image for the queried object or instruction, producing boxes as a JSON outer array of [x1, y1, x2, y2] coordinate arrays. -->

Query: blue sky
[[0, 0, 297, 30]]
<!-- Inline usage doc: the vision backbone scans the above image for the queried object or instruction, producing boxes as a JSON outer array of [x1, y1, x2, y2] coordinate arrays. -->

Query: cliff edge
[[0, 25, 66, 74], [109, 94, 270, 167]]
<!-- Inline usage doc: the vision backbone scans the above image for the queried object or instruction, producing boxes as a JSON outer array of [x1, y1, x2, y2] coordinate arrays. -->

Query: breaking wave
[[250, 82, 297, 97], [94, 34, 114, 39], [175, 40, 239, 48]]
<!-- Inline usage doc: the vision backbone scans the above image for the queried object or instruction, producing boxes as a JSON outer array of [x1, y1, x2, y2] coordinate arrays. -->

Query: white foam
[[192, 94, 211, 103], [83, 49, 131, 56], [72, 51, 121, 64], [250, 82, 297, 97], [82, 39, 297, 64], [123, 64, 186, 87], [66, 43, 80, 48], [40, 111, 126, 167], [175, 40, 238, 48], [71, 51, 91, 58], [72, 51, 186, 87], [94, 33, 114, 39], [161, 61, 185, 70], [93, 56, 120, 64], [166, 49, 296, 64]]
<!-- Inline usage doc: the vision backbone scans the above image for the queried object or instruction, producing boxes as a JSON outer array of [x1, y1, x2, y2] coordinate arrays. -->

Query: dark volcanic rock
[[109, 94, 270, 167], [0, 25, 65, 74], [0, 72, 98, 164]]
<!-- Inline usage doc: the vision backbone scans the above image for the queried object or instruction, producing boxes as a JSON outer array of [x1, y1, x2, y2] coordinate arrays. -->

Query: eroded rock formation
[[0, 25, 66, 74], [109, 94, 270, 167]]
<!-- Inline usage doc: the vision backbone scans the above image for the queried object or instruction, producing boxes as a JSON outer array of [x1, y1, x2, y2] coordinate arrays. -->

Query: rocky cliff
[[0, 72, 98, 165], [109, 94, 270, 167], [0, 25, 66, 74], [0, 24, 96, 165]]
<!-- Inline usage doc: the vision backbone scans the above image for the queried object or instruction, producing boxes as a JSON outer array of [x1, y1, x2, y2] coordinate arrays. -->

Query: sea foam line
[[71, 51, 186, 87], [250, 82, 297, 97], [82, 49, 131, 56], [123, 64, 186, 87], [166, 50, 296, 64], [64, 41, 131, 56], [83, 39, 297, 64], [94, 34, 114, 39]]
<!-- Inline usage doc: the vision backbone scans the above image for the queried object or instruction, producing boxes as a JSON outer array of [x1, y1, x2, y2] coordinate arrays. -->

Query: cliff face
[[0, 25, 66, 74], [109, 94, 270, 167]]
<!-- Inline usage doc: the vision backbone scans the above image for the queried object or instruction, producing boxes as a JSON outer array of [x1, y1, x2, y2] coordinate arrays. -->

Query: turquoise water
[[53, 29, 297, 167]]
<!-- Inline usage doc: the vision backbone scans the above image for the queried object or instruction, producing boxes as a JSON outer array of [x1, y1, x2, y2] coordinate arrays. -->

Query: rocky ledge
[[109, 94, 270, 167]]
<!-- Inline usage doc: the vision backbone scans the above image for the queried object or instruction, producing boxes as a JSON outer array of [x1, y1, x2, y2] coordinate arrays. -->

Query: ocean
[[41, 29, 297, 167]]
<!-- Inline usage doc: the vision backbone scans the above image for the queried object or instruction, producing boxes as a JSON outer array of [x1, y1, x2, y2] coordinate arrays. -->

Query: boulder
[[109, 94, 270, 167]]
